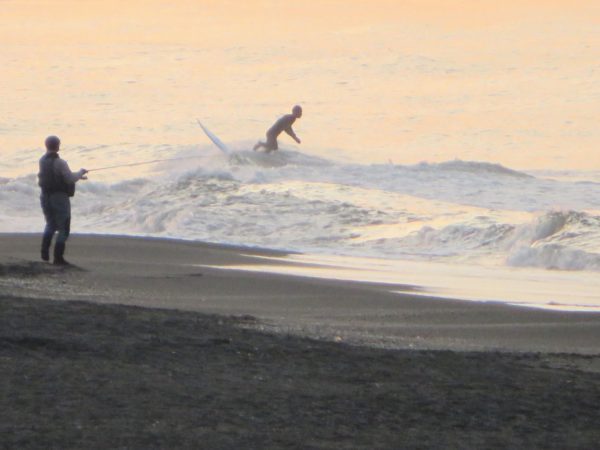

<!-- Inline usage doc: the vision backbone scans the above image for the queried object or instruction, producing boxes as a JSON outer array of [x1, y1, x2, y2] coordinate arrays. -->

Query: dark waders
[[40, 192, 71, 264]]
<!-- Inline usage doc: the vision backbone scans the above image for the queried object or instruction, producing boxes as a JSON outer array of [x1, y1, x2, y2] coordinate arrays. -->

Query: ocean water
[[3, 142, 600, 271], [3, 142, 600, 310], [2, 1, 600, 310]]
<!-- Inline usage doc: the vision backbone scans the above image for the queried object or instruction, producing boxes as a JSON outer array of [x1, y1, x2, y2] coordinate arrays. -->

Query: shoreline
[[2, 233, 600, 354]]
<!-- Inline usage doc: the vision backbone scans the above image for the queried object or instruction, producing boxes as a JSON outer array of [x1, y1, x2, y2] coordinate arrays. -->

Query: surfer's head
[[292, 105, 302, 118], [45, 135, 61, 152]]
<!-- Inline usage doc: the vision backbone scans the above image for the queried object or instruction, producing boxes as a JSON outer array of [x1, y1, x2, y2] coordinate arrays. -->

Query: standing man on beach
[[38, 135, 88, 265], [253, 105, 302, 153]]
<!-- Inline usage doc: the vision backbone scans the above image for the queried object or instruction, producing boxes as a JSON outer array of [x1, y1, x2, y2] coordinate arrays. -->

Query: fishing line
[[88, 155, 203, 172]]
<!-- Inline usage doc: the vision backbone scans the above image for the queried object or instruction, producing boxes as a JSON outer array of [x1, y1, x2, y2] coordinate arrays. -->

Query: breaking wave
[[506, 211, 600, 271], [2, 148, 600, 271]]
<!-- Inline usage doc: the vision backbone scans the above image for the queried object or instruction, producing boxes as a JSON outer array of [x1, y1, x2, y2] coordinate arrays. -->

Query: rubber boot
[[41, 235, 52, 262], [53, 242, 69, 266]]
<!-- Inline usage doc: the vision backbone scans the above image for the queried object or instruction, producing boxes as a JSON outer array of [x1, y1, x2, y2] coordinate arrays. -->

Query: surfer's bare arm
[[284, 126, 301, 144]]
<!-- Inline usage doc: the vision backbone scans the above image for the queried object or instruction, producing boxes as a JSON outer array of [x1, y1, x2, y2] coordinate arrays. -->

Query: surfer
[[253, 105, 302, 153], [38, 135, 88, 265]]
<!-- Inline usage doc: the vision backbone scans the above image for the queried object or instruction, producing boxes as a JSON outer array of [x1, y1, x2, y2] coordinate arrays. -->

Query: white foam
[[2, 148, 600, 273]]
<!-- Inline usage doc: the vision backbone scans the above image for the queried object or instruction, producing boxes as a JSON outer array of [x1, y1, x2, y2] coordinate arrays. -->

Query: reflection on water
[[209, 253, 600, 312]]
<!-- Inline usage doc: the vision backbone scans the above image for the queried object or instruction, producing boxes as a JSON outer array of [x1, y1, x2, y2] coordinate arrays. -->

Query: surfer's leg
[[265, 135, 278, 153]]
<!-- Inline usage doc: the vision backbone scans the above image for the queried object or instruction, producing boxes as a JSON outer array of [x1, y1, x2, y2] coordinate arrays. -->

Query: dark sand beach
[[2, 234, 600, 448]]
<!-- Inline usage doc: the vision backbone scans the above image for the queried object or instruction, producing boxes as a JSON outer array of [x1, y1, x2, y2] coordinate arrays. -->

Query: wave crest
[[414, 160, 532, 178]]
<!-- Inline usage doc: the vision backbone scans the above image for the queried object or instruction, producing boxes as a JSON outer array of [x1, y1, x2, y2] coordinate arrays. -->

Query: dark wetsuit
[[257, 114, 298, 151]]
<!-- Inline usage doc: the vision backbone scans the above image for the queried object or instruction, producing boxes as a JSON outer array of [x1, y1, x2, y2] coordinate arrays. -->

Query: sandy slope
[[2, 233, 600, 354]]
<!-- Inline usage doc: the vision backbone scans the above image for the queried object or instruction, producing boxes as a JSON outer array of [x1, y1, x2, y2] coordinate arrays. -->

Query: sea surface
[[2, 0, 599, 310], [2, 143, 600, 310]]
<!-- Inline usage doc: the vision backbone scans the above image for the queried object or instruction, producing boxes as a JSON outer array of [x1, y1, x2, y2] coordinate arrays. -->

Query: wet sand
[[1, 233, 600, 448], [2, 233, 600, 354]]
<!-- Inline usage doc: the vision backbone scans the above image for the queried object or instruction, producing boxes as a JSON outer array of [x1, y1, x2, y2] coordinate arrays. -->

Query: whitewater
[[3, 141, 600, 272], [3, 136, 600, 311]]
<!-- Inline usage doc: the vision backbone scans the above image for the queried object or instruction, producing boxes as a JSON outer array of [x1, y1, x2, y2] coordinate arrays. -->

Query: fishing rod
[[88, 155, 202, 173], [88, 119, 225, 172]]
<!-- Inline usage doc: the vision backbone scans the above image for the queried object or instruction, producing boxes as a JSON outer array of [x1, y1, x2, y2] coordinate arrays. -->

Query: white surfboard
[[196, 119, 230, 155]]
